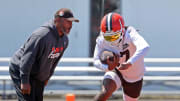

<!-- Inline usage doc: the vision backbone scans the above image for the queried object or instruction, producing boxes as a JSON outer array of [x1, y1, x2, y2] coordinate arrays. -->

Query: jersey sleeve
[[127, 27, 150, 64], [93, 37, 109, 72], [20, 35, 42, 84]]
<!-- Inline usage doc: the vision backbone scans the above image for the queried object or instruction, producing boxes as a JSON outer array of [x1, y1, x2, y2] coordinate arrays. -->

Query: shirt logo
[[48, 47, 64, 59]]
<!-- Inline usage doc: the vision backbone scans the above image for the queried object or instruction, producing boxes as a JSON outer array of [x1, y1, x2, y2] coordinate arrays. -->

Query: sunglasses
[[103, 32, 122, 42]]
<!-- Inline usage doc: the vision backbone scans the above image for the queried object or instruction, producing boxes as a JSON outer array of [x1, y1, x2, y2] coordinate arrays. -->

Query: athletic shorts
[[103, 69, 143, 98]]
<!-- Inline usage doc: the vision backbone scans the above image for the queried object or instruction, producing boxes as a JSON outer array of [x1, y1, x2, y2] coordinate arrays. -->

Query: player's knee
[[94, 90, 112, 101], [102, 89, 112, 97], [123, 94, 139, 101]]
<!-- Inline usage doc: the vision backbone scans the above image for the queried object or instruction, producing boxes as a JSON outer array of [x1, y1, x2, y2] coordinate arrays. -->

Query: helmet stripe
[[105, 15, 108, 32], [106, 13, 113, 32], [110, 13, 113, 31], [119, 19, 123, 32]]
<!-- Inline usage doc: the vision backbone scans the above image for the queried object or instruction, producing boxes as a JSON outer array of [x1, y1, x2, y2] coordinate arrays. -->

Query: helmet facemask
[[102, 31, 123, 46]]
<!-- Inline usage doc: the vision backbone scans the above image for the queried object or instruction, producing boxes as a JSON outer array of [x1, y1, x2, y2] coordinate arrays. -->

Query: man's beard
[[60, 26, 69, 35]]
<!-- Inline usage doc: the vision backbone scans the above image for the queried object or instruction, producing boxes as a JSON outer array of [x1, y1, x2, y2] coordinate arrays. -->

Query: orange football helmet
[[100, 13, 125, 42]]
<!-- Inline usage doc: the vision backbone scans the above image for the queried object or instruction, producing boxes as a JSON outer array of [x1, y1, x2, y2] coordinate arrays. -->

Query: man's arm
[[20, 36, 41, 84], [19, 35, 42, 94], [93, 41, 109, 72], [118, 27, 149, 70], [127, 27, 150, 65]]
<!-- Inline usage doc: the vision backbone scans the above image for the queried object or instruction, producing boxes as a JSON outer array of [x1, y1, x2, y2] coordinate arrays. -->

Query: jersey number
[[120, 50, 130, 62]]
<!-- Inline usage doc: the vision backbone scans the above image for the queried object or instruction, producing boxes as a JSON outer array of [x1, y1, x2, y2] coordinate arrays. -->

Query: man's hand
[[107, 55, 119, 70], [21, 83, 31, 95], [44, 80, 48, 86], [117, 62, 132, 70]]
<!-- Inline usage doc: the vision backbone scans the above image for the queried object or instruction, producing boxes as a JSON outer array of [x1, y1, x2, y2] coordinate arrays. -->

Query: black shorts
[[114, 68, 143, 98]]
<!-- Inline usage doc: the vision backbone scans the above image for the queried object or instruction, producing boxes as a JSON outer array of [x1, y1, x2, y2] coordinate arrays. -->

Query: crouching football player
[[93, 13, 150, 101]]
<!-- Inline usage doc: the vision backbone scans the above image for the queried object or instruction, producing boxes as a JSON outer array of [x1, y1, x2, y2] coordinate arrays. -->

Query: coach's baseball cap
[[55, 8, 79, 22]]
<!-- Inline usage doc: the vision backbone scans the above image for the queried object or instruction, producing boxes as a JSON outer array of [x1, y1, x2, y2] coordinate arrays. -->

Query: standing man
[[9, 8, 79, 101], [93, 13, 150, 101]]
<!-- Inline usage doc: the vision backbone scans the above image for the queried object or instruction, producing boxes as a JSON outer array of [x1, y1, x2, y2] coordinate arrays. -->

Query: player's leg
[[122, 79, 143, 101], [94, 71, 121, 101], [94, 78, 116, 101], [123, 94, 138, 101]]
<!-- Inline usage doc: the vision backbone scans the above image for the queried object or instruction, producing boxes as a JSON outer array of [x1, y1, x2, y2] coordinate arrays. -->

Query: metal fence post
[[2, 80, 6, 99]]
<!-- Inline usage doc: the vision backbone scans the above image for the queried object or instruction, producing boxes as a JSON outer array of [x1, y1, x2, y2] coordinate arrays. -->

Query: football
[[100, 50, 115, 64]]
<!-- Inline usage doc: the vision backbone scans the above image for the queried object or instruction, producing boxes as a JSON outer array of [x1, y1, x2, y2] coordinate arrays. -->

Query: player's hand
[[44, 80, 48, 86], [107, 55, 119, 70], [117, 62, 132, 70], [21, 83, 31, 95]]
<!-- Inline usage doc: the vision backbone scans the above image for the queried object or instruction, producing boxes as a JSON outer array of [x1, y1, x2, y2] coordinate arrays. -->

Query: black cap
[[55, 8, 79, 22]]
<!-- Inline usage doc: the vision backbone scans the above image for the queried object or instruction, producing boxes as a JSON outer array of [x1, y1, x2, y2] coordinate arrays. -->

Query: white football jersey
[[93, 26, 150, 82]]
